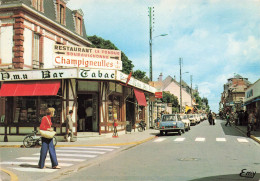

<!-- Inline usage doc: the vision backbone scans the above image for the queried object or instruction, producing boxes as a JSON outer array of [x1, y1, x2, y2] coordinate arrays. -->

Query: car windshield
[[181, 115, 187, 119], [162, 115, 176, 122], [188, 115, 194, 118]]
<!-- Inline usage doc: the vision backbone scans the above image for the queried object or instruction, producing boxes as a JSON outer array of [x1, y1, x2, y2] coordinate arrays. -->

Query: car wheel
[[178, 130, 182, 135], [182, 128, 185, 133], [160, 131, 163, 136], [188, 125, 191, 130]]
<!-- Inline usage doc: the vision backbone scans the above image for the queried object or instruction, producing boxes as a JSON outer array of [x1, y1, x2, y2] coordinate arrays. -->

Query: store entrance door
[[77, 94, 98, 132]]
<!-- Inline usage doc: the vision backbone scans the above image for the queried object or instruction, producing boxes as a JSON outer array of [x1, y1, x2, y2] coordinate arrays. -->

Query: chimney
[[159, 73, 163, 81]]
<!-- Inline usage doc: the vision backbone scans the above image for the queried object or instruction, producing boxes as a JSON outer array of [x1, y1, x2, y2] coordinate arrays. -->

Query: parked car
[[187, 114, 197, 125], [157, 114, 185, 135], [178, 114, 191, 131]]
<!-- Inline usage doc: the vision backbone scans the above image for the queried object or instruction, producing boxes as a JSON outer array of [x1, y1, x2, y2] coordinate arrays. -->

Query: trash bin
[[125, 122, 132, 134]]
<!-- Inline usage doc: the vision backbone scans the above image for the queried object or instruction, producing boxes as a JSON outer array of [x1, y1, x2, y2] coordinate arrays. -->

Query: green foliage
[[132, 70, 150, 83], [87, 35, 134, 74], [161, 91, 179, 107]]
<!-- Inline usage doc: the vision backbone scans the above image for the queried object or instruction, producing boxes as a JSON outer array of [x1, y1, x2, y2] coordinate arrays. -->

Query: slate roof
[[1, 0, 89, 41]]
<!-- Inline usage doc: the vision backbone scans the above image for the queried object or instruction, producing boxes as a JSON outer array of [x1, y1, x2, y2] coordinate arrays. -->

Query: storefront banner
[[0, 69, 77, 81], [54, 44, 121, 60], [245, 79, 260, 102], [117, 71, 156, 93], [78, 69, 116, 80], [53, 55, 122, 70]]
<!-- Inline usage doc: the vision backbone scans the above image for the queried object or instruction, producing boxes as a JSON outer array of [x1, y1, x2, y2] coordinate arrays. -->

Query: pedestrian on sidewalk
[[38, 108, 60, 169], [225, 112, 231, 126], [65, 110, 74, 142], [234, 111, 238, 126]]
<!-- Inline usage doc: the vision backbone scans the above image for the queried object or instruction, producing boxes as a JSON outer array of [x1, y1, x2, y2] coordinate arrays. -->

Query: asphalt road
[[57, 119, 260, 181], [1, 119, 259, 181]]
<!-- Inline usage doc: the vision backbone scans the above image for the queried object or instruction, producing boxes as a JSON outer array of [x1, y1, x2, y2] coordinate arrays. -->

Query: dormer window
[[73, 9, 84, 36], [32, 0, 44, 12], [56, 0, 66, 25]]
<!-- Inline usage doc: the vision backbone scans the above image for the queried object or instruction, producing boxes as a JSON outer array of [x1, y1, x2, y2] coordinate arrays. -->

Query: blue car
[[158, 114, 185, 136]]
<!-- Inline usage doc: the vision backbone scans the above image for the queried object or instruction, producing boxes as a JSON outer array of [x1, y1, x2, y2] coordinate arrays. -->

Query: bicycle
[[23, 130, 57, 148]]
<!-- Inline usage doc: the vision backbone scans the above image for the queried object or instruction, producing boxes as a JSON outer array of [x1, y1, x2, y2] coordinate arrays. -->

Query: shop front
[[0, 68, 155, 141]]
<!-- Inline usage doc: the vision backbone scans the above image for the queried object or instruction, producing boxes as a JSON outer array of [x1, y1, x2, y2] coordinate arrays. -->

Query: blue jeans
[[38, 137, 58, 168]]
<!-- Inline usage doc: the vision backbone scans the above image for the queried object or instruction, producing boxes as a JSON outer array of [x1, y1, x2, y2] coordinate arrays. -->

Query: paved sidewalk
[[0, 129, 159, 148], [234, 124, 260, 144]]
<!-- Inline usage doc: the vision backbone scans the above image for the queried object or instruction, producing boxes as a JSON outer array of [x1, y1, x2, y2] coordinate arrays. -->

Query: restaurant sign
[[54, 44, 121, 60], [53, 55, 122, 70]]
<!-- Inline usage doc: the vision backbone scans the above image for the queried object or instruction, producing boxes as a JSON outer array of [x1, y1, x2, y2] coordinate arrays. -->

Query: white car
[[187, 114, 197, 125], [178, 114, 191, 131]]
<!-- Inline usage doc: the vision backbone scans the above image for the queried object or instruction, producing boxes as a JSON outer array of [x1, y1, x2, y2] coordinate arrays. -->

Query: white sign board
[[53, 55, 122, 70]]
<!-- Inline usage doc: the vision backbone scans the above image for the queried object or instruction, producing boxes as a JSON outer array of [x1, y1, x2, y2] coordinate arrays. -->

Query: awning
[[0, 80, 60, 97], [134, 88, 147, 106]]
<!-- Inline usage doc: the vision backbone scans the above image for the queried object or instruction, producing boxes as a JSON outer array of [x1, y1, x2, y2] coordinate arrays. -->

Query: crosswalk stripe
[[195, 137, 205, 142], [58, 147, 114, 151], [33, 153, 97, 158], [153, 138, 166, 142], [0, 161, 73, 167], [56, 150, 106, 154], [237, 138, 248, 143], [8, 167, 57, 172], [174, 138, 185, 142], [216, 138, 226, 142], [17, 157, 85, 162]]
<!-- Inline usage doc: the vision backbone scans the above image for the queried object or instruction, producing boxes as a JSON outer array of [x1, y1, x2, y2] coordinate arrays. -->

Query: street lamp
[[179, 57, 189, 113], [149, 33, 168, 81]]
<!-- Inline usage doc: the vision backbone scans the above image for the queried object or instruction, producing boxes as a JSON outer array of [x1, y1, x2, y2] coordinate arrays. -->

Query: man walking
[[66, 110, 74, 142], [225, 112, 231, 126]]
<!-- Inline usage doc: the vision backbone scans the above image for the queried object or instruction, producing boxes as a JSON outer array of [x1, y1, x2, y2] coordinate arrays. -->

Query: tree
[[132, 70, 150, 83], [87, 35, 134, 74], [161, 91, 179, 113]]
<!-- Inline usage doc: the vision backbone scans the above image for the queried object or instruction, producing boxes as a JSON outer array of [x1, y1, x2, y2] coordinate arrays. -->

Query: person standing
[[225, 112, 231, 126], [38, 108, 60, 169], [85, 101, 93, 131], [65, 110, 74, 142]]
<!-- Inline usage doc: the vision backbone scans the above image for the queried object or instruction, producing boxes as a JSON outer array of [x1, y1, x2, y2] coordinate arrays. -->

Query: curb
[[0, 136, 157, 148], [234, 125, 260, 144]]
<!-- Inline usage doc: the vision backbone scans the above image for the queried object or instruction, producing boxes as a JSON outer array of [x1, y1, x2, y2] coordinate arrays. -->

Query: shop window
[[12, 96, 62, 124], [108, 95, 121, 122]]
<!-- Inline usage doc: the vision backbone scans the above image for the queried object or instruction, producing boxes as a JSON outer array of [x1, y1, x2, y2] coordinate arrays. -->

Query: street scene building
[[0, 0, 155, 141]]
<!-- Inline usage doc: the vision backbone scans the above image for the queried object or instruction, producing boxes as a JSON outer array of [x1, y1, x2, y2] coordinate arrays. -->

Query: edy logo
[[239, 169, 256, 178]]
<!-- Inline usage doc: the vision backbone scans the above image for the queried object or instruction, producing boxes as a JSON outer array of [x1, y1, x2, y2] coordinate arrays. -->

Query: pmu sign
[[155, 92, 163, 98]]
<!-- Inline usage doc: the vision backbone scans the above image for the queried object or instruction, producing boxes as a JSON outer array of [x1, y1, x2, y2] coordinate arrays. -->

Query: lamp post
[[148, 6, 168, 81], [179, 57, 189, 113]]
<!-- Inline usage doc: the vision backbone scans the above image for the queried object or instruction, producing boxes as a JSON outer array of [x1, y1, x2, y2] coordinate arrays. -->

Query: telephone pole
[[179, 58, 182, 113], [148, 7, 154, 81], [190, 75, 193, 108]]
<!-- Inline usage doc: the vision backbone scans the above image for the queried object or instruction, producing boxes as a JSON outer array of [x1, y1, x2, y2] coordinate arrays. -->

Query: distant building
[[220, 74, 251, 113]]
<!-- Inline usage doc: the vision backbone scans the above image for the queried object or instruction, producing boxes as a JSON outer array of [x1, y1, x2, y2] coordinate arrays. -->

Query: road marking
[[56, 149, 106, 154], [0, 168, 18, 181], [216, 138, 226, 142], [153, 138, 166, 142], [237, 138, 248, 143], [195, 137, 205, 142], [174, 138, 185, 142], [17, 157, 85, 162], [58, 147, 115, 151], [8, 167, 56, 173], [0, 161, 73, 167], [33, 153, 97, 158]]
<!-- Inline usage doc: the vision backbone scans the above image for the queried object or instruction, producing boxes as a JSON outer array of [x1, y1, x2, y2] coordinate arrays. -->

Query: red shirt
[[39, 116, 52, 130]]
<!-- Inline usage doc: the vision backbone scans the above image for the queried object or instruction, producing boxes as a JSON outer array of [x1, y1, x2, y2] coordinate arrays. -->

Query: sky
[[67, 0, 260, 112]]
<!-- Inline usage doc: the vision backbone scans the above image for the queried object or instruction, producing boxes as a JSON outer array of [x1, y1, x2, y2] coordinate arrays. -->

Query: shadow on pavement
[[189, 173, 260, 181], [220, 121, 247, 138]]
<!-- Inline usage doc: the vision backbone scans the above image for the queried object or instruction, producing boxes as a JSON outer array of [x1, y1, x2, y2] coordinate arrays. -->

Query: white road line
[[237, 138, 248, 143], [17, 157, 85, 162], [8, 167, 57, 173], [33, 153, 97, 158], [153, 138, 166, 142], [195, 137, 205, 142], [174, 138, 185, 142], [0, 161, 73, 167], [59, 147, 114, 151], [56, 150, 106, 154], [93, 146, 120, 149], [216, 138, 226, 142]]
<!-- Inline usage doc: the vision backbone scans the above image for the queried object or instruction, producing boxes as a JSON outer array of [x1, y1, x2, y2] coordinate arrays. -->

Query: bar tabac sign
[[54, 45, 122, 70]]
